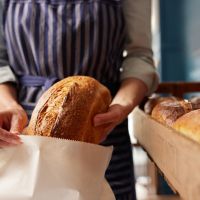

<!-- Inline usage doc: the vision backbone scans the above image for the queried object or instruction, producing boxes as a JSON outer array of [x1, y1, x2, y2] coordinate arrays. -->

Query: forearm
[[111, 77, 147, 111], [0, 83, 19, 108]]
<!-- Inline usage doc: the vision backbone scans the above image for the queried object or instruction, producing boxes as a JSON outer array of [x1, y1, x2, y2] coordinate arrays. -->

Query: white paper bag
[[0, 135, 115, 200]]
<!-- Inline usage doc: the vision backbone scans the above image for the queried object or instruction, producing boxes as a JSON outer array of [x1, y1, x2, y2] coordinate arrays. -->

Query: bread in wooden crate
[[173, 109, 200, 143], [144, 96, 180, 115], [144, 95, 200, 143], [151, 99, 193, 127]]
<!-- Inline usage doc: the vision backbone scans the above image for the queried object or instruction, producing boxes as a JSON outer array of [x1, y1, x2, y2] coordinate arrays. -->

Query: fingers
[[0, 140, 18, 147], [0, 107, 26, 148], [94, 112, 116, 126], [0, 128, 22, 146], [10, 110, 28, 133], [94, 104, 123, 127], [94, 104, 128, 143], [10, 114, 23, 133], [99, 123, 115, 143]]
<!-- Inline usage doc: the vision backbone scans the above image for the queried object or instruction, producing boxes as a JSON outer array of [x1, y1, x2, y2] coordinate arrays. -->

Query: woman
[[0, 0, 158, 199]]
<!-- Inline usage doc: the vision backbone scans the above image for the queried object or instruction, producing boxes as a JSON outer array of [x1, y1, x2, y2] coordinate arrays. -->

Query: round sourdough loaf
[[173, 109, 200, 143], [144, 96, 180, 115], [151, 99, 193, 127], [23, 76, 112, 144]]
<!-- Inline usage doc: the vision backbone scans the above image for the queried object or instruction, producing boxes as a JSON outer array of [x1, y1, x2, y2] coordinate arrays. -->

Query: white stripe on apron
[[3, 1, 135, 199]]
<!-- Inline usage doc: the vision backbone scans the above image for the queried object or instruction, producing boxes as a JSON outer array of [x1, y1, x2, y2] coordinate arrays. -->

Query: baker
[[0, 0, 158, 199]]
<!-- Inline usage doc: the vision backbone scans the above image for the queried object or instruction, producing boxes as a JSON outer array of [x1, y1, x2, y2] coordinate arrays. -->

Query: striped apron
[[3, 0, 136, 199]]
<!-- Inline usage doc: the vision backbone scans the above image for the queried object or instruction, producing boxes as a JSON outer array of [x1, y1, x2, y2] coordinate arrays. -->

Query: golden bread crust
[[151, 100, 193, 127], [144, 96, 180, 115], [173, 109, 200, 143]]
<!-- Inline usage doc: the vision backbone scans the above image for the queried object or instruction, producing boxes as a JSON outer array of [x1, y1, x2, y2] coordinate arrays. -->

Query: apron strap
[[18, 75, 120, 96], [18, 75, 59, 90]]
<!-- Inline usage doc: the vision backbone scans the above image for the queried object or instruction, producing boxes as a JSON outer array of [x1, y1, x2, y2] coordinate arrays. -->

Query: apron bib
[[3, 0, 125, 110], [3, 0, 136, 199]]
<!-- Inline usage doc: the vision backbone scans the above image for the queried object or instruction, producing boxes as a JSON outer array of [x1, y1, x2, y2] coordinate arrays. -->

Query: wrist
[[113, 78, 147, 108]]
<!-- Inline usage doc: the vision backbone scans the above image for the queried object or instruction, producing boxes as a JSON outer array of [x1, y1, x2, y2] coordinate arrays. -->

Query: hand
[[93, 78, 148, 142], [0, 106, 28, 147], [93, 102, 133, 142]]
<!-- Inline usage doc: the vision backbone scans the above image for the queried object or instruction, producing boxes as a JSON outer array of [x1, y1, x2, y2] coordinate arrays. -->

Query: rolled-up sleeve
[[121, 0, 159, 95], [0, 1, 17, 84]]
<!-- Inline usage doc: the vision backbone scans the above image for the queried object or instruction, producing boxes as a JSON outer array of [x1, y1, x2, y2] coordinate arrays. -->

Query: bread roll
[[23, 76, 112, 144], [144, 96, 179, 115], [189, 96, 200, 107], [173, 109, 200, 143], [151, 100, 193, 127]]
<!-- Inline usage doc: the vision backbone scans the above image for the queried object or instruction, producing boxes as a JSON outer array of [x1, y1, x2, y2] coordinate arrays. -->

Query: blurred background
[[130, 0, 200, 199]]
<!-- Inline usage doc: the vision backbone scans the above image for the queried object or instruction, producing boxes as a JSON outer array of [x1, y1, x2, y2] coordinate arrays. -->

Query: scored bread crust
[[151, 100, 193, 127], [24, 76, 112, 144], [144, 96, 180, 115]]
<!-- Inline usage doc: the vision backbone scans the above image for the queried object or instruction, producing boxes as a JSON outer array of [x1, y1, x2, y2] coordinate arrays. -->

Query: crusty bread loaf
[[144, 96, 180, 115], [151, 99, 193, 127], [23, 76, 112, 144], [189, 96, 200, 106], [173, 109, 200, 143], [144, 95, 200, 143]]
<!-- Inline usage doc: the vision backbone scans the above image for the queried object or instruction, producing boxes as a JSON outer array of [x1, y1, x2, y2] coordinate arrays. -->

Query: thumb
[[10, 114, 27, 133]]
